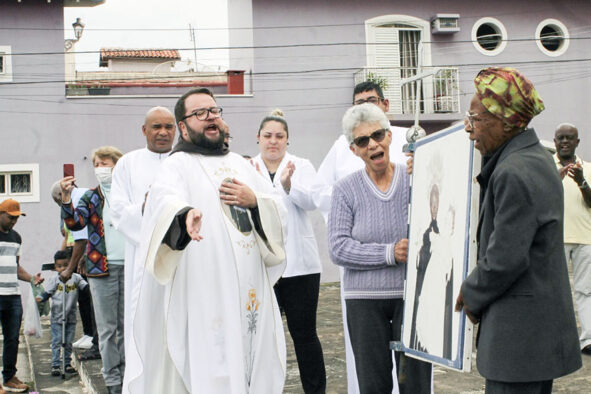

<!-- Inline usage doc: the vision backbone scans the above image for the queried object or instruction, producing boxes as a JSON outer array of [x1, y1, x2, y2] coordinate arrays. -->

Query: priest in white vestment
[[128, 88, 287, 394], [110, 107, 176, 394]]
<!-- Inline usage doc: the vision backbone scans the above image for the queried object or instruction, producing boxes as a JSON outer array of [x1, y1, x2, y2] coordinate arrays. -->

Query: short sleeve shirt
[[0, 229, 21, 295]]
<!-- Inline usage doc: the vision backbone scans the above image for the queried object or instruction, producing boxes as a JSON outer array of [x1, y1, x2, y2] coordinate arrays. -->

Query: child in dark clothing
[[36, 250, 88, 376]]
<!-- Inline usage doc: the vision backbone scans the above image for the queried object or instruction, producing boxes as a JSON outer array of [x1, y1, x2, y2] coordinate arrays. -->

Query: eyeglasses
[[464, 111, 486, 128], [352, 128, 388, 148], [182, 106, 223, 121], [353, 96, 383, 105]]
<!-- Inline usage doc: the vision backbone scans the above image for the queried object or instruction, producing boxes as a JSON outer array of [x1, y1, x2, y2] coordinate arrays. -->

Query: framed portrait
[[395, 123, 481, 372]]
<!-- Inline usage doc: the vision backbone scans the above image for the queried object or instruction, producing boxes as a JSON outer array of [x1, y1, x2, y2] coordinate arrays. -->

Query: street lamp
[[65, 17, 85, 51], [73, 18, 85, 41]]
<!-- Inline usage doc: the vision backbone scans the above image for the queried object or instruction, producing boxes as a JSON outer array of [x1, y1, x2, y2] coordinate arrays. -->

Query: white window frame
[[471, 17, 508, 56], [535, 19, 569, 57], [365, 15, 433, 115], [0, 164, 40, 203], [0, 46, 13, 83]]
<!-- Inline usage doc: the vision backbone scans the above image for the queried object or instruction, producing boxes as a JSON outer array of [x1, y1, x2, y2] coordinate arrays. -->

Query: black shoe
[[107, 384, 122, 394], [51, 366, 60, 376], [78, 344, 101, 361], [582, 345, 591, 355], [64, 364, 76, 373]]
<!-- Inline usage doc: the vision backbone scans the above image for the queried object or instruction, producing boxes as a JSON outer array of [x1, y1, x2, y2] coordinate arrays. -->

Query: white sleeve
[[285, 158, 319, 211], [312, 140, 340, 221], [111, 156, 143, 246]]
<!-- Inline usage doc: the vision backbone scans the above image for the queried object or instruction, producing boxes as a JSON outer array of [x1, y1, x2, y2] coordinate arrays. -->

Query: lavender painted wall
[[227, 0, 591, 166], [0, 2, 231, 275], [228, 0, 591, 281]]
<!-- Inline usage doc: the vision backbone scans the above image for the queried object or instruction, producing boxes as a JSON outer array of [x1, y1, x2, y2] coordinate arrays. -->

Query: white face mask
[[94, 167, 113, 186]]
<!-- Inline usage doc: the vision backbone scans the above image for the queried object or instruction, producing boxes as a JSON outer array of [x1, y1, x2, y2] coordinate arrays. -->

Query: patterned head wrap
[[474, 67, 545, 129]]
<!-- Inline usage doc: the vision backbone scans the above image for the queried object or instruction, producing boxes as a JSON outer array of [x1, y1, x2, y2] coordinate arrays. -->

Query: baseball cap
[[0, 199, 26, 216]]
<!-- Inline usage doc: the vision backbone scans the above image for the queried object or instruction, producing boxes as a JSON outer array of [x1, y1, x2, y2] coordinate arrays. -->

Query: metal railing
[[354, 66, 460, 115]]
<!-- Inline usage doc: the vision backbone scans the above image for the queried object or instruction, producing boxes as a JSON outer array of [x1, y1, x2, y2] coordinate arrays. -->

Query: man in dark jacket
[[455, 67, 581, 393]]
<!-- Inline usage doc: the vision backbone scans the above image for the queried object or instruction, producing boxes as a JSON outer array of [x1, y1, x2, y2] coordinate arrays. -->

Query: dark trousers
[[485, 379, 553, 394], [346, 298, 432, 394], [274, 273, 326, 394], [78, 275, 97, 343], [0, 295, 22, 383]]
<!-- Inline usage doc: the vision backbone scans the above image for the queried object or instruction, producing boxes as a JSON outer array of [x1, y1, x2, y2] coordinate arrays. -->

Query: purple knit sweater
[[328, 165, 409, 299]]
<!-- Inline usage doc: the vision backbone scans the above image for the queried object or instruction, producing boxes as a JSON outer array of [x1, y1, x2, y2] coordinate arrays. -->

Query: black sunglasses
[[352, 128, 388, 148]]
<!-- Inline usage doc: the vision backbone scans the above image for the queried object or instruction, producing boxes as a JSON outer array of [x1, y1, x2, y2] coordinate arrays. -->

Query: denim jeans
[[88, 265, 125, 386], [51, 322, 76, 367], [0, 295, 23, 383]]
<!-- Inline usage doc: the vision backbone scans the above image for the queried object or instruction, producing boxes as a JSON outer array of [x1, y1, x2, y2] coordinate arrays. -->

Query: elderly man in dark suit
[[455, 67, 582, 393]]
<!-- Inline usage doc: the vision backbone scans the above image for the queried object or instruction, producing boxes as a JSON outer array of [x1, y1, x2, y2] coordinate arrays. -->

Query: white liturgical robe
[[128, 151, 287, 394], [110, 147, 170, 394]]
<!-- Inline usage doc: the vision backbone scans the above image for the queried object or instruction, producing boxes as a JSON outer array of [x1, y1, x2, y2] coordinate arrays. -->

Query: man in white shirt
[[110, 107, 176, 394]]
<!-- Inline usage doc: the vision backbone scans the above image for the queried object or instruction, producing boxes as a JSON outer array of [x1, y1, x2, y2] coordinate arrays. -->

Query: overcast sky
[[64, 0, 229, 72]]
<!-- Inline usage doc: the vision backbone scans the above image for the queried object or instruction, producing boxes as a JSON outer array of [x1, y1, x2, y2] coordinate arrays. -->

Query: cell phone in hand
[[63, 163, 75, 178]]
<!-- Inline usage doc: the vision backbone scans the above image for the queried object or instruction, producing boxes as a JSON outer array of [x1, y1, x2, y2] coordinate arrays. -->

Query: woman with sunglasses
[[328, 103, 431, 394], [251, 109, 326, 393]]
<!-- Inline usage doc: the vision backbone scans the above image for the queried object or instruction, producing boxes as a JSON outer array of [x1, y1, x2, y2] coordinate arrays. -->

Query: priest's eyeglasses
[[182, 107, 223, 121], [352, 128, 388, 148]]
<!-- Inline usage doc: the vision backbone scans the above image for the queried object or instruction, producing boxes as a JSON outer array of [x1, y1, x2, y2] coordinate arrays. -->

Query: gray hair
[[342, 103, 390, 144], [50, 180, 61, 205]]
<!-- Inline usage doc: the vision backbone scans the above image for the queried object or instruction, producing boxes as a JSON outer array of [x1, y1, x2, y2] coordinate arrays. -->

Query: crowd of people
[[0, 67, 588, 394]]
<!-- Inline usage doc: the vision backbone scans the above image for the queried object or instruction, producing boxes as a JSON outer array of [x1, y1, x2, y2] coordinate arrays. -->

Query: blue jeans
[[0, 295, 23, 383], [51, 322, 76, 367], [88, 265, 125, 386]]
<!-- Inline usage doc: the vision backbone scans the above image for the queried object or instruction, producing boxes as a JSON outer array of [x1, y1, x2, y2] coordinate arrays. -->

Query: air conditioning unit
[[431, 14, 460, 35]]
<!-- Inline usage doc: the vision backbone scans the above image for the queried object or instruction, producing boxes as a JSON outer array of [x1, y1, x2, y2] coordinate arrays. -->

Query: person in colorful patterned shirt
[[60, 146, 126, 394], [0, 199, 43, 393]]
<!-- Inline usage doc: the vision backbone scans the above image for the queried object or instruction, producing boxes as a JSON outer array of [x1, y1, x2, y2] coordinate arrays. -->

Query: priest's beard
[[186, 123, 225, 150]]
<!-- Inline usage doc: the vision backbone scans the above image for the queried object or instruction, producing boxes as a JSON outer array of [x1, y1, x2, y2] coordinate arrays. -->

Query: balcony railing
[[354, 66, 460, 116]]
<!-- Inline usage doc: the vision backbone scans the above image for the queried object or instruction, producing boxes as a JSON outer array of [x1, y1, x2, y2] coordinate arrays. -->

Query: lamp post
[[64, 18, 85, 51], [64, 18, 85, 85]]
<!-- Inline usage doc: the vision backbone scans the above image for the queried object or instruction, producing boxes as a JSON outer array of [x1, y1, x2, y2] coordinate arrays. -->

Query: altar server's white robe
[[128, 151, 287, 394], [110, 147, 169, 394]]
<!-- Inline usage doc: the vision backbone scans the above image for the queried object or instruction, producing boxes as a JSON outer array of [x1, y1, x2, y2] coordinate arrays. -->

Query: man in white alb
[[109, 106, 176, 394], [128, 88, 287, 394]]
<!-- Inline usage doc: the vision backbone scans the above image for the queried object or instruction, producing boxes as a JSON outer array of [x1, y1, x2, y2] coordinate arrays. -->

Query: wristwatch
[[579, 180, 589, 189]]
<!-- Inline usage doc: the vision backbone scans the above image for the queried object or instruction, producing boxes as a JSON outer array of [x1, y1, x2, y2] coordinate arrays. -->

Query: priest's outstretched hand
[[186, 208, 204, 241]]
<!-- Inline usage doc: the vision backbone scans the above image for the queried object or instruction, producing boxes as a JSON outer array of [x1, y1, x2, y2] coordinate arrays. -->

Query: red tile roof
[[100, 48, 181, 66]]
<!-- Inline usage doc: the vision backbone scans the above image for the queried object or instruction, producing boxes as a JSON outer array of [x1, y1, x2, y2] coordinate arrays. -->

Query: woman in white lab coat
[[252, 109, 326, 394]]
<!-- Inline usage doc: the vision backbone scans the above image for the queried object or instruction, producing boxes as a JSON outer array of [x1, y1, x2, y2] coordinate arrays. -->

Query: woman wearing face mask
[[60, 146, 126, 394], [251, 109, 326, 393]]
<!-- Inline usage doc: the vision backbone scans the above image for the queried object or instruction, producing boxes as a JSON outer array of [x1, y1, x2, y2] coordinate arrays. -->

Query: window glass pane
[[476, 24, 501, 51], [0, 175, 5, 194], [10, 173, 31, 193], [540, 25, 563, 51], [0, 56, 4, 74]]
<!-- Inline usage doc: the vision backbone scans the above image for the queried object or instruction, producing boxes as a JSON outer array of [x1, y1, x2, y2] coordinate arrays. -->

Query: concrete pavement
[[14, 281, 591, 393]]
